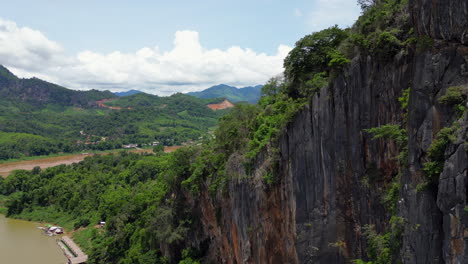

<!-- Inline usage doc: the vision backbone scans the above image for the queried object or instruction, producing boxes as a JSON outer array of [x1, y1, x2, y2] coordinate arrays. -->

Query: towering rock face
[[186, 1, 467, 263], [410, 0, 468, 45], [280, 52, 411, 262], [401, 1, 468, 263]]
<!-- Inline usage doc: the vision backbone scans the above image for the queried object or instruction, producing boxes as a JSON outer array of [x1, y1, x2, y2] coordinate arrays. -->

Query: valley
[[0, 66, 231, 161]]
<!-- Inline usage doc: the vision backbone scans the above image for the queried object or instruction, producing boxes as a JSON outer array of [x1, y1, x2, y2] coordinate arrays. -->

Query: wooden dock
[[58, 236, 88, 264]]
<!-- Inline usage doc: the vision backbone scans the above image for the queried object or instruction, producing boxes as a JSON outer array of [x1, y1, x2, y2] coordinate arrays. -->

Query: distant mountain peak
[[114, 90, 144, 97], [187, 84, 263, 103]]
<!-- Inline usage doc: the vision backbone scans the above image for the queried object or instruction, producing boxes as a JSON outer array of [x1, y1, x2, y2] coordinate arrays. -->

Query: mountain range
[[114, 90, 144, 97], [0, 65, 116, 109], [0, 65, 227, 160], [114, 84, 263, 103], [187, 84, 262, 103]]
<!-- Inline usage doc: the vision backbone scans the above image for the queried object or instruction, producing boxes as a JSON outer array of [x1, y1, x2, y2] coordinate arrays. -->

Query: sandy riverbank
[[0, 147, 181, 177]]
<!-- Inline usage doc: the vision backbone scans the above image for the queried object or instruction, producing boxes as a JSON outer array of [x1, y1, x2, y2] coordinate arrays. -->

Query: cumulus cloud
[[308, 0, 361, 31], [0, 19, 291, 95], [0, 19, 68, 72]]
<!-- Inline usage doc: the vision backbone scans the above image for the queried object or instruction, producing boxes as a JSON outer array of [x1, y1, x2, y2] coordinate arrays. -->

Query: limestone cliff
[[182, 1, 468, 263]]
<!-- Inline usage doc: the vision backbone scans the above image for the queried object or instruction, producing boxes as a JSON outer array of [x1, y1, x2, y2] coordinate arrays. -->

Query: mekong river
[[0, 214, 67, 264], [0, 147, 181, 177]]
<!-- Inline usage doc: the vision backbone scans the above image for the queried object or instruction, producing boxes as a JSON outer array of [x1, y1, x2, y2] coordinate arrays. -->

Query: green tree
[[283, 25, 348, 97]]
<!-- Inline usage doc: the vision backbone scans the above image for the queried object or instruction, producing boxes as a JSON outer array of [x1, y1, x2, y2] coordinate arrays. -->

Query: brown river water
[[0, 148, 163, 178], [0, 214, 67, 264], [0, 154, 92, 177]]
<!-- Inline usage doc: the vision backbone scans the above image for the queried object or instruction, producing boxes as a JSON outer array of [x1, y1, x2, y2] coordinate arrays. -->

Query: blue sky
[[0, 0, 361, 95]]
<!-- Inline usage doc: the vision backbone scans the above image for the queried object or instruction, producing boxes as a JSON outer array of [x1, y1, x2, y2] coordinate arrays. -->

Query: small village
[[37, 222, 105, 263], [37, 224, 64, 236]]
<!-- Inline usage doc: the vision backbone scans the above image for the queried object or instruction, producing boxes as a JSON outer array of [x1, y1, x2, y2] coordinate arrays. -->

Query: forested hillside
[[0, 67, 227, 160], [0, 65, 116, 108]]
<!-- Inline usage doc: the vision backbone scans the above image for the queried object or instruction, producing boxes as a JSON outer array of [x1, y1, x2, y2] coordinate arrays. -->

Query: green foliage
[[351, 0, 411, 59], [364, 124, 407, 147], [327, 49, 351, 69], [182, 145, 226, 194], [283, 25, 348, 97], [74, 218, 91, 230], [355, 0, 410, 35], [382, 179, 400, 215], [261, 78, 284, 98], [0, 150, 200, 263], [375, 30, 402, 57], [398, 87, 410, 111], [352, 259, 371, 264], [262, 172, 276, 185], [438, 86, 467, 106], [416, 182, 429, 192], [153, 145, 164, 153], [178, 249, 201, 264], [0, 67, 228, 160], [247, 95, 305, 160], [73, 227, 99, 253], [0, 132, 60, 159], [0, 87, 225, 160], [150, 206, 189, 244], [422, 126, 457, 181], [360, 216, 404, 264], [303, 72, 328, 97], [215, 103, 260, 156]]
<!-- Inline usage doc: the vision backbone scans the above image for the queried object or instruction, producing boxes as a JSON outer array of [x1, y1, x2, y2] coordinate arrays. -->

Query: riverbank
[[0, 147, 152, 164], [0, 204, 94, 261], [0, 146, 184, 177], [0, 148, 153, 177]]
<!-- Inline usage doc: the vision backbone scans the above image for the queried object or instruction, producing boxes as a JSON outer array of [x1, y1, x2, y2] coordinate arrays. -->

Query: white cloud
[[0, 18, 68, 71], [0, 19, 292, 95], [307, 0, 361, 31]]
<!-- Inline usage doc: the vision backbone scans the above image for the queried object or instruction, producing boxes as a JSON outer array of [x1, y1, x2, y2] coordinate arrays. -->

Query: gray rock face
[[276, 2, 468, 261], [279, 53, 410, 262], [399, 44, 468, 263], [437, 141, 468, 264], [185, 1, 468, 263], [410, 0, 468, 45]]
